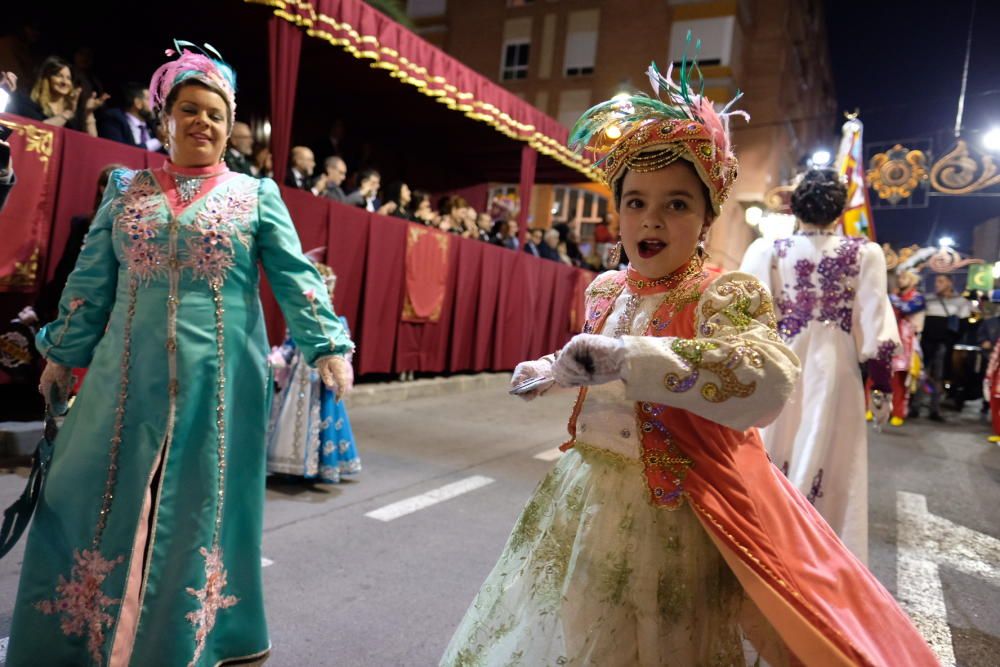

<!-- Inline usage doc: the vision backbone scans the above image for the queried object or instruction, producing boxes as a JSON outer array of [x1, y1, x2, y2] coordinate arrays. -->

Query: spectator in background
[[224, 121, 255, 175], [471, 212, 492, 242], [97, 82, 161, 151], [539, 228, 561, 261], [316, 155, 348, 202], [9, 56, 108, 136], [346, 168, 395, 214], [411, 189, 438, 226], [286, 145, 316, 190], [524, 228, 543, 257], [383, 181, 414, 220], [919, 273, 974, 421], [593, 217, 614, 245], [253, 144, 273, 179], [437, 195, 467, 234], [493, 219, 519, 250], [0, 72, 17, 212]]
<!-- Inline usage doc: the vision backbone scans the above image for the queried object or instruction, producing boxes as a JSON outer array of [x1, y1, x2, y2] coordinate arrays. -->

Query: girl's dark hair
[[612, 155, 712, 217], [382, 181, 406, 206], [791, 168, 847, 226], [411, 189, 431, 207]]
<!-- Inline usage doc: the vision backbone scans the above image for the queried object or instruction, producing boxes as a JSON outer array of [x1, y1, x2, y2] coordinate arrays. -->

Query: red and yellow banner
[[0, 115, 60, 292], [835, 117, 875, 240], [401, 224, 451, 323]]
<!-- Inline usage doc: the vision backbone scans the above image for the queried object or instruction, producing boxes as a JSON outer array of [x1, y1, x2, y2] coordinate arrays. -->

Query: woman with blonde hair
[[9, 56, 107, 136]]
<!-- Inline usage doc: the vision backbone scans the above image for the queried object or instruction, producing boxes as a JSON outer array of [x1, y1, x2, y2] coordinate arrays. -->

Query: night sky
[[824, 0, 1000, 258]]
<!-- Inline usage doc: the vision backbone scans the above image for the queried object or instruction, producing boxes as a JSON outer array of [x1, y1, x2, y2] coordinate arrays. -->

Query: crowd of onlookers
[[1, 50, 620, 272]]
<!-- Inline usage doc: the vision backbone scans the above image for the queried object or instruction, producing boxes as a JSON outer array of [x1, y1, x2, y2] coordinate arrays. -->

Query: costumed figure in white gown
[[739, 169, 900, 563], [441, 49, 938, 667]]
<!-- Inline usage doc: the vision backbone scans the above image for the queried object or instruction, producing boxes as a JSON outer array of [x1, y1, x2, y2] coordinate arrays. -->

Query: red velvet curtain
[[268, 15, 303, 186]]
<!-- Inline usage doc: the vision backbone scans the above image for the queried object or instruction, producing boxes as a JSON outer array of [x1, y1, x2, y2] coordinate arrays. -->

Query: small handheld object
[[509, 375, 554, 396]]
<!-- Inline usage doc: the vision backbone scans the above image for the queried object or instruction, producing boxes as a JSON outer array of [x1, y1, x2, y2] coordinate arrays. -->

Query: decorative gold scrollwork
[[867, 144, 928, 204], [763, 184, 794, 213], [930, 139, 1000, 195]]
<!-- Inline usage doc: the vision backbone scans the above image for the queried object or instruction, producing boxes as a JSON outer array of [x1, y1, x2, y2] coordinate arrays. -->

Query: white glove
[[871, 390, 892, 431], [317, 355, 353, 402], [38, 361, 74, 412], [551, 334, 626, 387], [509, 356, 555, 401]]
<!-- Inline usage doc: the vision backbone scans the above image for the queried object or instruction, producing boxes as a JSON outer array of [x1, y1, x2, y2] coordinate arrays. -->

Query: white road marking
[[261, 557, 274, 568], [895, 490, 1000, 666], [533, 447, 563, 461], [365, 476, 495, 522], [0, 636, 7, 664]]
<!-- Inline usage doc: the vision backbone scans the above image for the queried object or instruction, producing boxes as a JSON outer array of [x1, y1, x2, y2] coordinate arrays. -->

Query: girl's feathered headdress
[[149, 40, 237, 129], [569, 33, 749, 214]]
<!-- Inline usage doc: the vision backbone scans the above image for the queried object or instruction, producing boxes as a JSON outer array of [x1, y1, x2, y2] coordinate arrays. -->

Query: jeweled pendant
[[175, 176, 204, 204]]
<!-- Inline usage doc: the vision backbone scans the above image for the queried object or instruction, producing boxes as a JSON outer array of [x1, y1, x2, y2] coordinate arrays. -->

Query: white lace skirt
[[440, 443, 757, 666]]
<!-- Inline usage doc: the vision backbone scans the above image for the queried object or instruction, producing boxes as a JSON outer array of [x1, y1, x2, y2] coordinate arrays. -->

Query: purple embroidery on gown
[[775, 236, 866, 341]]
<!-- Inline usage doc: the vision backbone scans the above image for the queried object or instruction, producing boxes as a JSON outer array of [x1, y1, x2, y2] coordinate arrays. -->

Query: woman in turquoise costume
[[7, 42, 354, 666]]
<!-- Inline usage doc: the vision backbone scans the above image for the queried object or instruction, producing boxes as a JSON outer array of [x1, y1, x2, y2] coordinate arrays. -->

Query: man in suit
[[523, 228, 543, 257], [224, 122, 255, 176], [344, 168, 382, 212], [315, 155, 348, 202], [97, 83, 161, 151], [286, 146, 317, 191]]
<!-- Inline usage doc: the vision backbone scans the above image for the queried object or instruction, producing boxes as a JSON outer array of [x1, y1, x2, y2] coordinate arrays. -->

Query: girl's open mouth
[[637, 239, 666, 258]]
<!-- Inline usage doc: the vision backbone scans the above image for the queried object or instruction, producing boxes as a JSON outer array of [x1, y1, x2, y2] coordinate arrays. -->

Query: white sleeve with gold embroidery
[[619, 272, 801, 431]]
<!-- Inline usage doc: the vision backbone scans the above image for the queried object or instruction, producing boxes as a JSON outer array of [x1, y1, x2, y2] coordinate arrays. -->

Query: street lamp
[[810, 149, 832, 167], [939, 236, 955, 248], [984, 127, 1000, 152]]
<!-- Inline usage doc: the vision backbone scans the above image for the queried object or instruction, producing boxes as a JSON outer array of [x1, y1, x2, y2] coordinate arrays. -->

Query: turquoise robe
[[7, 168, 353, 666]]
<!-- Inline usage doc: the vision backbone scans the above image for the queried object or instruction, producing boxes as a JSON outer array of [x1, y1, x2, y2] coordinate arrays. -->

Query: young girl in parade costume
[[267, 249, 361, 483], [741, 169, 900, 563], [441, 51, 939, 666]]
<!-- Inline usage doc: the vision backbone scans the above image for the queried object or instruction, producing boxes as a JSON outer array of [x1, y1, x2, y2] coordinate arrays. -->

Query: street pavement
[[0, 377, 997, 666]]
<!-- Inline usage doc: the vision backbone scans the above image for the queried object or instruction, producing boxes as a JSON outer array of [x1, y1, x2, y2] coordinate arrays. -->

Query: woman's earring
[[608, 241, 622, 267]]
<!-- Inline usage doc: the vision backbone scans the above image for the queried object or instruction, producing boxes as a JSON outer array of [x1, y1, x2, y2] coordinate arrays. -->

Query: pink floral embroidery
[[182, 180, 257, 284], [69, 298, 85, 311], [35, 549, 126, 665], [303, 288, 317, 302], [186, 545, 239, 667], [115, 171, 167, 282]]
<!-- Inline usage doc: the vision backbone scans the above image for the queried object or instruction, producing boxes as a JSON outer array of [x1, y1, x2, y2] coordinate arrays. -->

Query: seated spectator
[[437, 195, 468, 234], [492, 219, 519, 250], [97, 82, 161, 151], [316, 156, 348, 202], [382, 181, 415, 220], [0, 72, 16, 213], [539, 228, 562, 261], [346, 168, 392, 213], [253, 144, 273, 179], [556, 240, 574, 266], [224, 121, 255, 176], [470, 212, 492, 242], [411, 190, 438, 226], [9, 56, 108, 136], [286, 146, 316, 190], [524, 228, 543, 257]]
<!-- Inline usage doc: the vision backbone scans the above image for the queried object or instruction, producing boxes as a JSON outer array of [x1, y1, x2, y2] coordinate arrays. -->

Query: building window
[[552, 186, 609, 230], [564, 9, 599, 77], [501, 42, 531, 80], [669, 16, 736, 68]]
